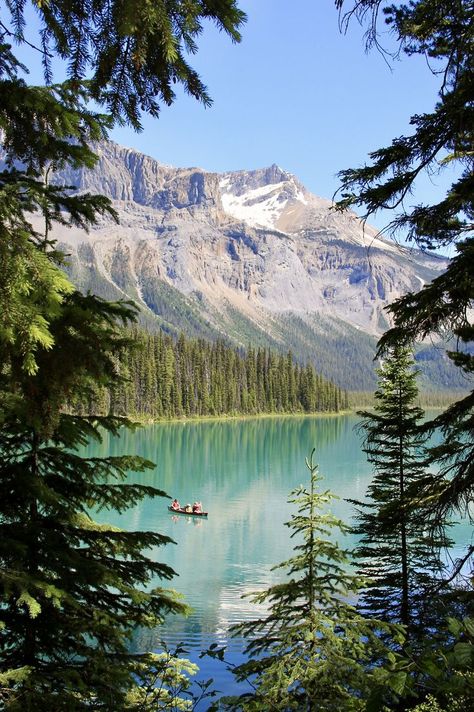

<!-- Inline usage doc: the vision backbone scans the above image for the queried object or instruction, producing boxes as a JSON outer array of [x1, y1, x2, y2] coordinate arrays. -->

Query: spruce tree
[[0, 3, 246, 706], [335, 0, 473, 572], [0, 293, 188, 710], [379, 243, 474, 573], [219, 450, 392, 711], [353, 346, 451, 639], [2, 0, 246, 130]]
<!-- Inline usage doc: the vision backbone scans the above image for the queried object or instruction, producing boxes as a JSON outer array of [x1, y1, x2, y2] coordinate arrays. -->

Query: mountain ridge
[[38, 140, 458, 391]]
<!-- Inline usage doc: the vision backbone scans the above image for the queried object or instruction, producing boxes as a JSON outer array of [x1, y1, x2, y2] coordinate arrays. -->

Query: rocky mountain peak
[[54, 141, 228, 226], [219, 163, 310, 231], [220, 163, 300, 196], [28, 139, 454, 390]]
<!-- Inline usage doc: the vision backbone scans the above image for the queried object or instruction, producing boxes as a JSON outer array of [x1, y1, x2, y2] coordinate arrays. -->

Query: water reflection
[[82, 416, 368, 652], [81, 415, 470, 663]]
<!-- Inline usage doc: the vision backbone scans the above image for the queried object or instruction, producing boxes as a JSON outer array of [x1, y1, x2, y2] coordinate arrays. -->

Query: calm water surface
[[82, 414, 470, 698]]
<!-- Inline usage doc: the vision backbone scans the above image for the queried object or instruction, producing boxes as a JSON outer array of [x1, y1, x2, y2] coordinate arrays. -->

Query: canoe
[[168, 506, 208, 517]]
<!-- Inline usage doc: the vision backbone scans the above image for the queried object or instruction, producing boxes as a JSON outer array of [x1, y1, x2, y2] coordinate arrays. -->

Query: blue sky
[[111, 0, 448, 230], [15, 0, 451, 233]]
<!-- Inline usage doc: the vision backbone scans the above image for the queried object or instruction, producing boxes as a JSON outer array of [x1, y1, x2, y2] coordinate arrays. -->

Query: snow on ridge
[[221, 190, 286, 229], [342, 229, 401, 254], [219, 169, 417, 260], [294, 186, 308, 205], [220, 178, 307, 229]]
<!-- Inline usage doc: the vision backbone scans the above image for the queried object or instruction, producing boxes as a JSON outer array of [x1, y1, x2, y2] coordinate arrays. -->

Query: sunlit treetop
[[1, 0, 246, 129]]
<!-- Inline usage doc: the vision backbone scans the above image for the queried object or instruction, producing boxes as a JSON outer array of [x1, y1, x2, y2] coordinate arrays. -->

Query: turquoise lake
[[82, 414, 471, 698]]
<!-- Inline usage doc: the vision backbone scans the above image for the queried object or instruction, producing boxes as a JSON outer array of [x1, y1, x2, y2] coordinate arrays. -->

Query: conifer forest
[[91, 329, 348, 419], [0, 1, 473, 711]]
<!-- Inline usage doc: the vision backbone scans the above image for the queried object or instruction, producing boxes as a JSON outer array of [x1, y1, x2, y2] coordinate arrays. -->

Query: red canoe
[[168, 506, 208, 517]]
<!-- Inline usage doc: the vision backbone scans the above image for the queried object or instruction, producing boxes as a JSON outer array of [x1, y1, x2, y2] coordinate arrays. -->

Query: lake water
[[82, 414, 470, 699]]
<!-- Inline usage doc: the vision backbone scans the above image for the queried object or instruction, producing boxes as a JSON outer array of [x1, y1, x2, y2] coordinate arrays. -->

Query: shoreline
[[127, 409, 355, 426], [117, 403, 454, 427]]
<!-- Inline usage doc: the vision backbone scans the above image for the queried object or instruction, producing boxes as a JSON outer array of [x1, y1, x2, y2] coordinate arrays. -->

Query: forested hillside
[[80, 329, 348, 419], [53, 142, 459, 394]]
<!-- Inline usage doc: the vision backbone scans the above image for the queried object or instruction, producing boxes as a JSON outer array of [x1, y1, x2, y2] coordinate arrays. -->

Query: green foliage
[[0, 233, 73, 376], [0, 292, 192, 709], [2, 0, 246, 130], [0, 2, 247, 706], [215, 451, 395, 711], [79, 326, 348, 419], [124, 643, 218, 710], [335, 0, 473, 593], [379, 241, 474, 531], [0, 71, 117, 377], [368, 617, 474, 711], [336, 1, 472, 250], [353, 346, 452, 638]]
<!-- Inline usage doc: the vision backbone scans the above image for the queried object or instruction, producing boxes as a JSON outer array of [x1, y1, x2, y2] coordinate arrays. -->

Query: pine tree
[[379, 242, 474, 571], [335, 0, 473, 573], [286, 351, 297, 411], [219, 450, 392, 711], [0, 4, 246, 706], [2, 1, 246, 130], [353, 346, 451, 639], [0, 293, 188, 710], [0, 78, 115, 378]]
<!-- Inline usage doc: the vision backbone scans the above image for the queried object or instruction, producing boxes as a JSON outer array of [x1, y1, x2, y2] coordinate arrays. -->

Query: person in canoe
[[192, 501, 203, 513], [184, 503, 193, 513], [171, 498, 180, 511]]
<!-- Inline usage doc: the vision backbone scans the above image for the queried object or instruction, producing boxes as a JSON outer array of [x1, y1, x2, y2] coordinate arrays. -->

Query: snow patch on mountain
[[220, 173, 308, 230], [220, 182, 287, 229]]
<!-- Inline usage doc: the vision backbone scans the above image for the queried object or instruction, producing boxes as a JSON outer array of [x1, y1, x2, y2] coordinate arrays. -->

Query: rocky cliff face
[[47, 141, 451, 389], [60, 142, 228, 225]]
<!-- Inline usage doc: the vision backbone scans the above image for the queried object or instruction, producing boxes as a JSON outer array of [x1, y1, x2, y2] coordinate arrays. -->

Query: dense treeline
[[87, 329, 349, 419]]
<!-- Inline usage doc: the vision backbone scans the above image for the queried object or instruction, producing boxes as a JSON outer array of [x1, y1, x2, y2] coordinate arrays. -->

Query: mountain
[[39, 141, 459, 391]]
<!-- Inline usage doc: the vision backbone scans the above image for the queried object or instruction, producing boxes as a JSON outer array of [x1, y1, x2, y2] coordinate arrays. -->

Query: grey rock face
[[46, 140, 450, 388], [57, 142, 227, 225], [220, 163, 302, 196]]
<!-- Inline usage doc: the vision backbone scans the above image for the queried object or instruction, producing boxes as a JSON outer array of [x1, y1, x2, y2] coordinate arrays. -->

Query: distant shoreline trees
[[78, 328, 349, 420]]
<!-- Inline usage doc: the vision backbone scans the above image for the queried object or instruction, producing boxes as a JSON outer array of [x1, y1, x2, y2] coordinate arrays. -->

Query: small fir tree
[[218, 450, 393, 711], [353, 345, 451, 639]]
